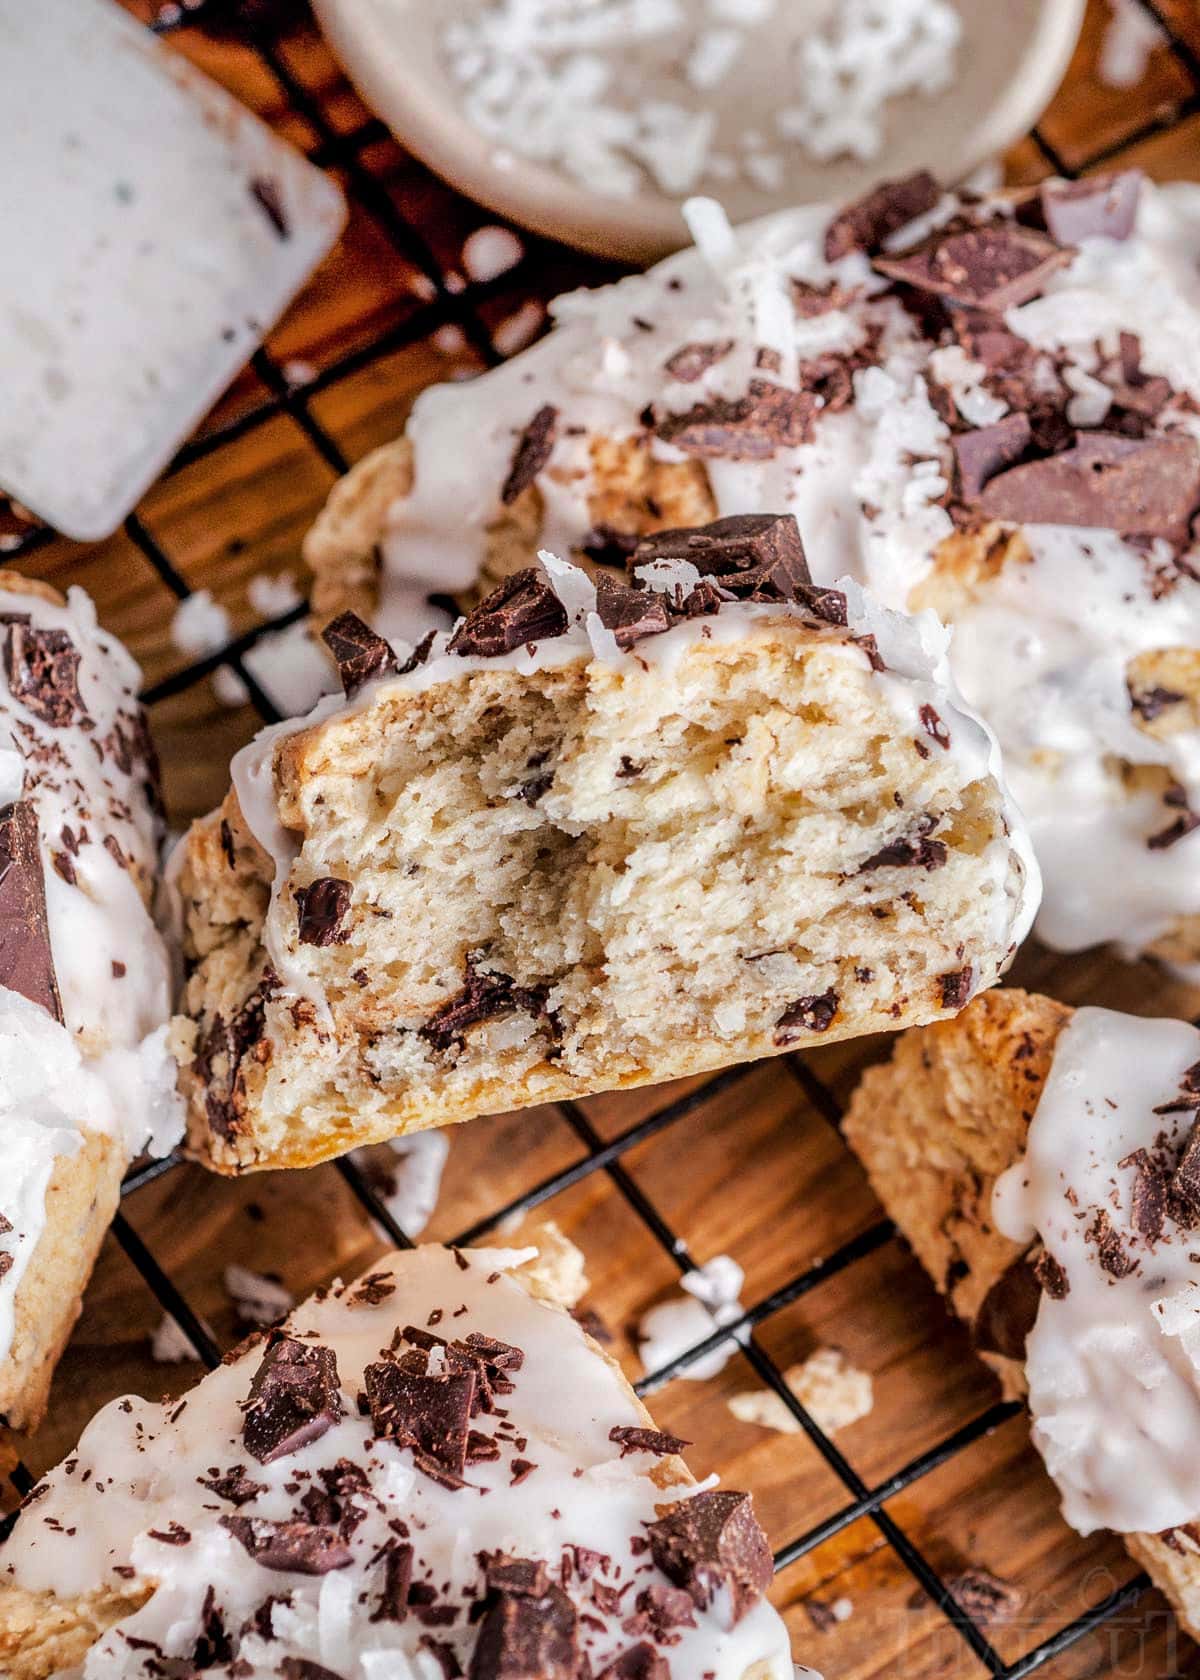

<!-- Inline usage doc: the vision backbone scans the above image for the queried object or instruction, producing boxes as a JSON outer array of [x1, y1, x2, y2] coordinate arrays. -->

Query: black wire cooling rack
[[3, 3, 1199, 1675]]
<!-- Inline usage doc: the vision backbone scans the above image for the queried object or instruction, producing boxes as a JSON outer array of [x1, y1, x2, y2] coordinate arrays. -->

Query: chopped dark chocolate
[[774, 988, 839, 1043], [664, 340, 735, 383], [0, 801, 62, 1024], [362, 1359, 475, 1480], [823, 171, 941, 261], [791, 279, 853, 318], [463, 1331, 524, 1370], [242, 1334, 342, 1465], [249, 176, 289, 238], [593, 576, 671, 649], [220, 1514, 352, 1574], [623, 1581, 697, 1641], [655, 380, 816, 459], [874, 223, 1072, 311], [946, 1568, 1024, 1628], [279, 1663, 344, 1680], [1171, 1118, 1200, 1224], [295, 876, 352, 947], [468, 1581, 580, 1680], [597, 1645, 669, 1680], [859, 834, 948, 872], [198, 1466, 268, 1507], [421, 957, 547, 1052], [952, 413, 1033, 502], [920, 704, 950, 749], [321, 611, 400, 698], [6, 623, 85, 728], [1086, 1207, 1138, 1278], [370, 1539, 414, 1623], [1032, 1246, 1069, 1301], [448, 569, 569, 658], [485, 1554, 552, 1598], [979, 432, 1200, 543], [608, 1425, 690, 1458], [631, 512, 814, 605], [1033, 171, 1141, 246], [938, 967, 974, 1010], [645, 1490, 773, 1626], [501, 405, 559, 505], [1124, 1148, 1168, 1243]]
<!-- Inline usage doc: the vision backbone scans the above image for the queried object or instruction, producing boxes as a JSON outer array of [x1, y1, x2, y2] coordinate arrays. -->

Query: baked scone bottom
[[844, 989, 1200, 1642], [0, 1242, 796, 1680], [175, 551, 1037, 1173]]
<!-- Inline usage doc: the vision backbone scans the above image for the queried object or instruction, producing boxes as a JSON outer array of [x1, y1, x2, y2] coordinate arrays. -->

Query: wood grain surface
[[3, 3, 1200, 1677]]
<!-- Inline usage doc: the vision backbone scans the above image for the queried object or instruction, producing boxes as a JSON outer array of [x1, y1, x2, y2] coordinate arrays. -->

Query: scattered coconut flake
[[686, 26, 743, 92], [493, 300, 547, 356], [350, 1128, 450, 1239], [151, 1313, 212, 1363], [462, 224, 525, 283], [433, 324, 469, 355], [281, 358, 316, 389], [638, 1254, 746, 1381], [247, 569, 303, 618], [223, 1263, 294, 1328], [728, 1346, 873, 1435], [1098, 0, 1165, 87], [213, 618, 339, 717], [171, 588, 232, 658], [410, 273, 438, 302]]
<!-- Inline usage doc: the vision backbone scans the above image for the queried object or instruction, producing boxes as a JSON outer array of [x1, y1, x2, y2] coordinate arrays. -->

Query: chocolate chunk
[[220, 1515, 352, 1574], [198, 1466, 267, 1507], [655, 380, 816, 459], [946, 1568, 1024, 1628], [448, 569, 569, 658], [370, 1540, 414, 1623], [350, 1271, 396, 1306], [6, 624, 86, 729], [321, 611, 400, 698], [362, 1359, 475, 1480], [823, 171, 941, 261], [1035, 171, 1141, 246], [920, 704, 950, 750], [952, 413, 1033, 502], [580, 524, 641, 569], [249, 176, 289, 238], [242, 1334, 342, 1465], [938, 967, 974, 1010], [1124, 1148, 1168, 1243], [774, 988, 839, 1044], [597, 1646, 669, 1680], [1102, 331, 1172, 424], [978, 433, 1200, 543], [972, 1253, 1041, 1359], [0, 802, 62, 1024], [859, 834, 948, 872], [645, 1490, 773, 1626], [463, 1331, 524, 1371], [195, 968, 277, 1143], [1171, 1118, 1200, 1223], [1148, 782, 1200, 850], [593, 576, 671, 649], [664, 340, 735, 383], [1032, 1247, 1069, 1301], [874, 224, 1072, 311], [632, 513, 813, 604], [623, 1581, 697, 1641], [608, 1425, 690, 1458], [469, 1582, 579, 1680], [1087, 1207, 1137, 1278], [467, 1429, 501, 1463], [501, 406, 559, 506], [485, 1555, 551, 1597], [294, 876, 352, 947], [421, 958, 547, 1053]]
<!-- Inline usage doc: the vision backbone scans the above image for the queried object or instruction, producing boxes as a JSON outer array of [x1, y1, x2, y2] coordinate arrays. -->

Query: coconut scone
[[844, 990, 1200, 1644], [0, 574, 180, 1430], [304, 169, 1200, 969], [174, 524, 1038, 1173], [0, 1241, 800, 1680]]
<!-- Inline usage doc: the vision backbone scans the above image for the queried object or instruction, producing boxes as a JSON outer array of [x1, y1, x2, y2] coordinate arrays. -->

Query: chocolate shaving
[[321, 611, 400, 698], [198, 1466, 267, 1507], [823, 171, 941, 261], [1123, 1148, 1168, 1243], [1086, 1207, 1138, 1278], [774, 988, 839, 1043], [370, 1540, 414, 1623], [623, 1582, 697, 1640], [448, 569, 569, 658], [485, 1554, 551, 1597], [501, 405, 559, 505], [220, 1514, 352, 1574], [608, 1425, 690, 1458], [978, 432, 1200, 544], [1032, 1247, 1069, 1300], [6, 623, 85, 728], [645, 1490, 772, 1626], [874, 223, 1072, 311], [249, 176, 289, 238], [938, 967, 974, 1010], [655, 380, 816, 459], [242, 1334, 342, 1464], [952, 413, 1033, 501], [1170, 1118, 1200, 1224], [597, 1645, 670, 1680], [664, 341, 735, 383], [295, 876, 352, 947], [0, 802, 62, 1024]]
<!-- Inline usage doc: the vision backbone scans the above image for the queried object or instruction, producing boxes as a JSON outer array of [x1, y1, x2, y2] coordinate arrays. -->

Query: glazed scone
[[0, 575, 180, 1430], [304, 170, 1200, 969], [0, 1241, 799, 1680], [844, 991, 1200, 1643], [174, 525, 1038, 1173]]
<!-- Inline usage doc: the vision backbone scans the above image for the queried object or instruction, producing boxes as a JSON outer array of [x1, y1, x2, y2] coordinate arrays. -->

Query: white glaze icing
[[0, 585, 182, 1365], [0, 1244, 796, 1680], [227, 549, 1039, 1003], [994, 1008, 1200, 1536], [365, 177, 1200, 961]]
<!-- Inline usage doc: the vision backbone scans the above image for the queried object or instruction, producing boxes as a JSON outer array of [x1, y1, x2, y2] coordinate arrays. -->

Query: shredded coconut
[[637, 1254, 746, 1381], [223, 1264, 295, 1328], [462, 224, 525, 283], [170, 588, 231, 657], [728, 1347, 874, 1434], [492, 300, 546, 356], [441, 0, 961, 198], [150, 1313, 210, 1364]]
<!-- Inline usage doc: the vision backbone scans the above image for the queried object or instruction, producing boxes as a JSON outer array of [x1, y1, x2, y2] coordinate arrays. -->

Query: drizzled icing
[[365, 177, 1200, 961], [993, 1008, 1200, 1536], [0, 584, 181, 1365], [0, 1245, 797, 1680], [227, 548, 1039, 1006]]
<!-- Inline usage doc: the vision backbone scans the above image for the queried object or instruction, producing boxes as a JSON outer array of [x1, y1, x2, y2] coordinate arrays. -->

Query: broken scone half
[[175, 517, 1038, 1173], [845, 989, 1200, 1644], [0, 1241, 795, 1680]]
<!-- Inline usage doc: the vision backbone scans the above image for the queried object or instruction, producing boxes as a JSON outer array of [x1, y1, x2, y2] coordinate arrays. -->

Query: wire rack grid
[[2, 2, 1199, 1677]]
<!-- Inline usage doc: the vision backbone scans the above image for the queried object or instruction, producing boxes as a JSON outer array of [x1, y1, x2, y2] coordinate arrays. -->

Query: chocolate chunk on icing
[[593, 576, 672, 650], [1034, 171, 1141, 246], [448, 569, 569, 658], [978, 432, 1200, 543], [632, 513, 812, 604], [501, 405, 559, 506], [362, 1359, 476, 1480], [485, 1554, 551, 1597], [774, 988, 839, 1043], [874, 224, 1072, 311], [952, 413, 1033, 502], [6, 622, 85, 728], [242, 1334, 343, 1465], [598, 1645, 670, 1680], [0, 800, 63, 1024], [645, 1490, 773, 1626], [664, 340, 735, 383], [469, 1581, 580, 1680], [823, 170, 941, 261], [1171, 1117, 1200, 1222], [295, 876, 352, 947], [370, 1539, 414, 1623], [220, 1514, 353, 1574], [322, 611, 400, 698], [608, 1425, 690, 1458], [655, 380, 816, 459]]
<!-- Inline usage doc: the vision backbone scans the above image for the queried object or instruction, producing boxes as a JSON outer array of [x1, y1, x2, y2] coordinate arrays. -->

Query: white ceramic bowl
[[313, 0, 1086, 262]]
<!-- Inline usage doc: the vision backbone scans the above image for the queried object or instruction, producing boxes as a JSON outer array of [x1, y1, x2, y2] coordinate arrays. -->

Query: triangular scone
[[845, 990, 1200, 1644], [0, 1242, 796, 1680], [174, 535, 1037, 1172]]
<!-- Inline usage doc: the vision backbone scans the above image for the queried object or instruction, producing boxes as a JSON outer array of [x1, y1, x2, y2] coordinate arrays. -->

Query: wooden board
[[3, 4, 1200, 1677]]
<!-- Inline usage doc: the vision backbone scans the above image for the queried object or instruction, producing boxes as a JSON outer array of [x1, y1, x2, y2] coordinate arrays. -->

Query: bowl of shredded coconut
[[312, 0, 1085, 258]]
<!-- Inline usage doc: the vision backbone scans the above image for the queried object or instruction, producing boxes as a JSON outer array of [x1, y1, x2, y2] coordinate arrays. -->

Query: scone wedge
[[0, 1241, 796, 1680], [845, 989, 1200, 1643], [175, 526, 1038, 1172]]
